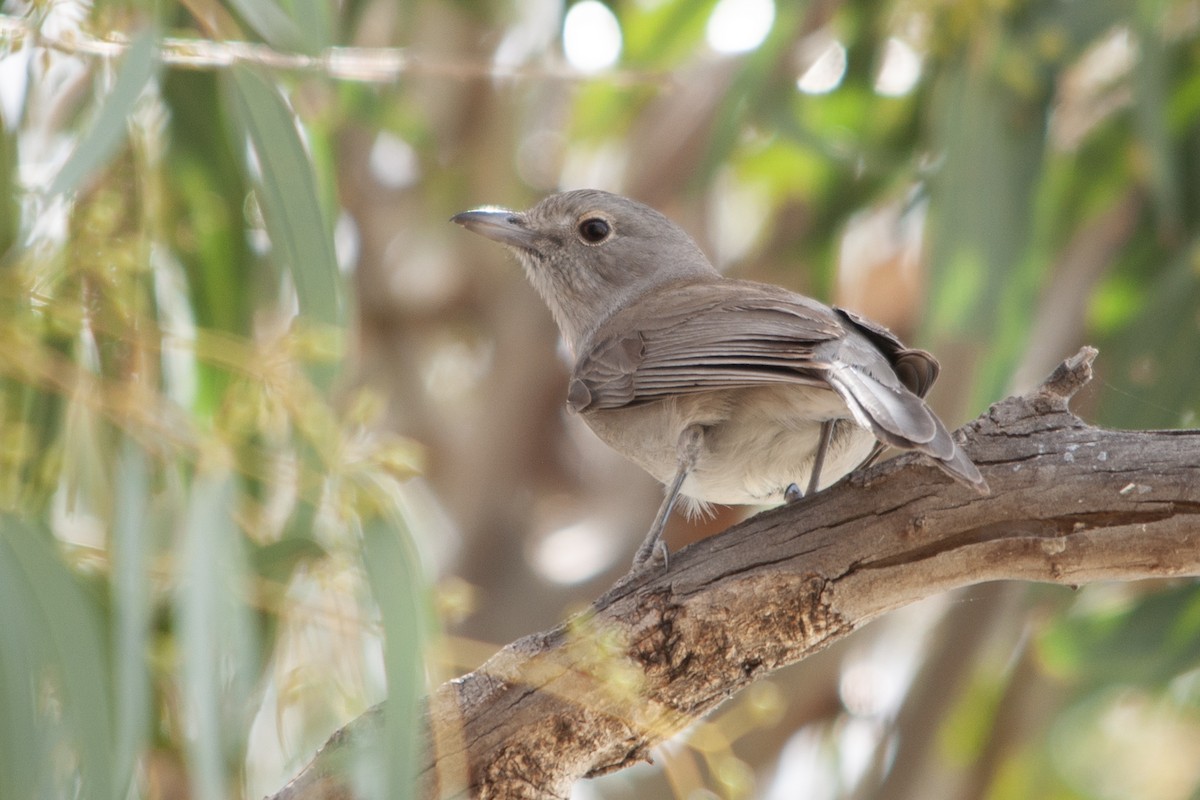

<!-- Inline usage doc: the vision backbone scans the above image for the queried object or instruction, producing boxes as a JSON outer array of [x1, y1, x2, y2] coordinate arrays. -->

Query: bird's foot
[[630, 538, 669, 573], [784, 483, 803, 503]]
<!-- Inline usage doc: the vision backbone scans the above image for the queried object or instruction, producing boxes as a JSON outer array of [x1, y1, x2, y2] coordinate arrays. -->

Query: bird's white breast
[[579, 384, 876, 509]]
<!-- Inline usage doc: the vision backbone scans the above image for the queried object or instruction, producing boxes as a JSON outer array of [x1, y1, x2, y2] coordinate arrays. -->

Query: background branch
[[0, 13, 667, 85], [271, 347, 1200, 799]]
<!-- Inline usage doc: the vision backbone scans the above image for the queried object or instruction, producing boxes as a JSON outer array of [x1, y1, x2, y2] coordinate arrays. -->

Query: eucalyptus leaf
[[360, 511, 428, 800], [50, 28, 159, 197], [224, 66, 345, 336], [0, 516, 115, 800], [111, 446, 153, 800], [0, 111, 18, 263], [0, 521, 45, 800], [178, 473, 259, 800], [226, 0, 309, 53], [281, 0, 334, 54]]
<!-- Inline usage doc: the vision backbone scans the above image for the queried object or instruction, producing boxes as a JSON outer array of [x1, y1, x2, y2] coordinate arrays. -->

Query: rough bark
[[270, 348, 1200, 800]]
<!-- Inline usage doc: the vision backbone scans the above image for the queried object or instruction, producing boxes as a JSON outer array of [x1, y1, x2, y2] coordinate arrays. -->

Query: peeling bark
[[270, 348, 1200, 800]]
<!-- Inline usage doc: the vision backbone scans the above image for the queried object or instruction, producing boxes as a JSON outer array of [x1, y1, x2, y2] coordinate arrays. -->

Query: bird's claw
[[631, 539, 670, 573]]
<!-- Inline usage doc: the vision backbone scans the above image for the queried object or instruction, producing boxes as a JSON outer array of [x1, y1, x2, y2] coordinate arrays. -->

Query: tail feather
[[828, 363, 988, 492], [829, 363, 942, 450], [937, 433, 987, 489]]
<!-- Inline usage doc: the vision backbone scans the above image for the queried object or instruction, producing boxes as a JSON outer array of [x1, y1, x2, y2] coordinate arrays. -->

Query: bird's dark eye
[[578, 217, 612, 244]]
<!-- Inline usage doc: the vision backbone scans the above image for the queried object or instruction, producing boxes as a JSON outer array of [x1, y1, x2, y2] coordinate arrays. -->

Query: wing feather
[[571, 280, 841, 411]]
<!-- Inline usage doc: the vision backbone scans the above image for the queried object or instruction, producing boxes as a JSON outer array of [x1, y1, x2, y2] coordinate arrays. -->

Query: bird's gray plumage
[[452, 189, 986, 552]]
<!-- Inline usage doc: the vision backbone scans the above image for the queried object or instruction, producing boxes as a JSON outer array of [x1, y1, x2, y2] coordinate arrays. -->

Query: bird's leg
[[632, 425, 703, 569], [805, 420, 835, 497], [784, 421, 836, 503]]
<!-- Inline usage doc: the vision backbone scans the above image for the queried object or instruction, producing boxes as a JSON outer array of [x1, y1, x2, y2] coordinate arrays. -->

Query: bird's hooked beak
[[450, 208, 539, 251]]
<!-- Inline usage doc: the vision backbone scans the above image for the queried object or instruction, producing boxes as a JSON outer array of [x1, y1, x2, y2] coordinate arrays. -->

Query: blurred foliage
[[0, 0, 1198, 798], [0, 4, 429, 800]]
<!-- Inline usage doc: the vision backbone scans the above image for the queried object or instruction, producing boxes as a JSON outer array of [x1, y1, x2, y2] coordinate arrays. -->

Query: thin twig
[[0, 13, 671, 86]]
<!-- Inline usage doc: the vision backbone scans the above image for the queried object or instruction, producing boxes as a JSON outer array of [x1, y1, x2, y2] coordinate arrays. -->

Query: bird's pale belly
[[579, 384, 877, 508]]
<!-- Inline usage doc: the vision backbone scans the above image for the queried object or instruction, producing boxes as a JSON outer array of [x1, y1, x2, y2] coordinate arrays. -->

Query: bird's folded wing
[[568, 281, 845, 411], [568, 279, 987, 491], [834, 306, 940, 398]]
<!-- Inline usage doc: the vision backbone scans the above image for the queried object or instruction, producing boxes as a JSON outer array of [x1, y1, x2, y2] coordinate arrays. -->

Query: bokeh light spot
[[706, 0, 775, 55], [368, 131, 420, 189], [797, 38, 847, 94], [563, 1, 622, 73], [529, 518, 621, 585], [875, 37, 922, 96]]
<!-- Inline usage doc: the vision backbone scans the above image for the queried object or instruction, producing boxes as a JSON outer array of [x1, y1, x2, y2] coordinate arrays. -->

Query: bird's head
[[452, 189, 717, 352]]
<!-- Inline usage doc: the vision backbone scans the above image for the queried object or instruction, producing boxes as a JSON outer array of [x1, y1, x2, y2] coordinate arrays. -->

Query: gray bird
[[452, 189, 987, 567]]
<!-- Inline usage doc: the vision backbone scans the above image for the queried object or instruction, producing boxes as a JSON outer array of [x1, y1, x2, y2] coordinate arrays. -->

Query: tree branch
[[270, 347, 1200, 800]]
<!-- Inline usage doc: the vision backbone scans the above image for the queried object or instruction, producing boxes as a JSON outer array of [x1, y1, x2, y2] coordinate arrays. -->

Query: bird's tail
[[826, 361, 988, 492]]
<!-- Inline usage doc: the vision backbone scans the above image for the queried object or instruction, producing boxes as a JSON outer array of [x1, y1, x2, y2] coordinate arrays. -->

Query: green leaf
[[0, 516, 116, 800], [224, 66, 345, 338], [0, 524, 46, 800], [110, 445, 153, 800], [250, 535, 326, 585], [359, 510, 428, 800], [1095, 244, 1200, 430], [938, 664, 1006, 764], [225, 0, 309, 53], [0, 110, 19, 264], [281, 0, 334, 54], [924, 61, 1047, 404], [178, 472, 259, 800], [1131, 5, 1181, 235], [623, 0, 719, 66], [163, 70, 256, 417], [1039, 583, 1200, 688], [50, 28, 159, 197], [164, 69, 254, 337]]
